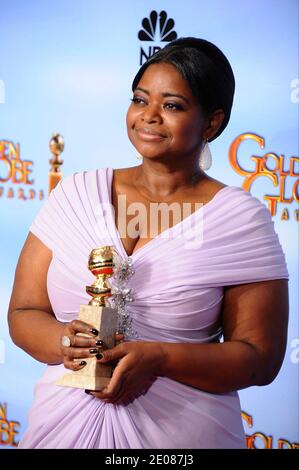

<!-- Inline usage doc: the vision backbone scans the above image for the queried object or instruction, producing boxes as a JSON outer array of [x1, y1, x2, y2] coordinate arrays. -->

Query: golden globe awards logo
[[0, 403, 20, 447], [0, 140, 44, 201], [138, 11, 178, 65], [242, 411, 299, 449], [229, 133, 299, 221]]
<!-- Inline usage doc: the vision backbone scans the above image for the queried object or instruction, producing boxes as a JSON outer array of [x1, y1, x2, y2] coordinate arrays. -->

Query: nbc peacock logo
[[138, 11, 178, 65]]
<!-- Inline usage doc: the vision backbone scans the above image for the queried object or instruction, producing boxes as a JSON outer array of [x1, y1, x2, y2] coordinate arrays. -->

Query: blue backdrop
[[0, 0, 298, 448]]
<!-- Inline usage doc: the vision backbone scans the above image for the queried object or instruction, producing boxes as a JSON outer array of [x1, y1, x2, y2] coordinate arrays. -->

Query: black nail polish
[[95, 339, 104, 347], [89, 348, 98, 354], [79, 361, 87, 366], [96, 353, 104, 360], [90, 328, 99, 336], [85, 389, 91, 394]]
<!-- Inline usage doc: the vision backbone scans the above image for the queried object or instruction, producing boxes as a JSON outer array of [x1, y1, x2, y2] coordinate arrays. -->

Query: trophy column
[[49, 133, 64, 194], [56, 246, 119, 391]]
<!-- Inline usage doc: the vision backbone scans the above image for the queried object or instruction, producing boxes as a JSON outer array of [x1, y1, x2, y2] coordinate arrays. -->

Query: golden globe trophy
[[49, 133, 64, 194], [56, 246, 120, 391]]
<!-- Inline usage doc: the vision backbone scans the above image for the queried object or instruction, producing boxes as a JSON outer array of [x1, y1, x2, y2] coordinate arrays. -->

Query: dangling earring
[[136, 151, 143, 160], [199, 139, 212, 171]]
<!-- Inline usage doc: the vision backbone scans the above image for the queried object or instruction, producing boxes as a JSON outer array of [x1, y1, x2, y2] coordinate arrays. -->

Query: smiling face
[[126, 62, 209, 164]]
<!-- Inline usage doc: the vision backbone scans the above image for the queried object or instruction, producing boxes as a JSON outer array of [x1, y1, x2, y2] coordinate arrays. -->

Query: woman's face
[[126, 62, 209, 163]]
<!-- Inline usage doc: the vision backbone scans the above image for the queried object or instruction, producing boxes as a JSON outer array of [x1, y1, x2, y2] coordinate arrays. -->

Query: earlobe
[[205, 109, 225, 141]]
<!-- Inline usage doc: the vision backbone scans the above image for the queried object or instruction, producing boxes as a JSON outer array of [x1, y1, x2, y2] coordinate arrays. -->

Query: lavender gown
[[19, 167, 289, 449]]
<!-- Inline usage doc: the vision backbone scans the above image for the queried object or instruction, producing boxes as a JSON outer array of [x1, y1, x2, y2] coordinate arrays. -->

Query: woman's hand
[[60, 320, 124, 371], [86, 341, 165, 403]]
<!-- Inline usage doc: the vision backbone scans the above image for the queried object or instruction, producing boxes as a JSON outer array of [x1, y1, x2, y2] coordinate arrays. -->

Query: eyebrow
[[135, 87, 190, 105]]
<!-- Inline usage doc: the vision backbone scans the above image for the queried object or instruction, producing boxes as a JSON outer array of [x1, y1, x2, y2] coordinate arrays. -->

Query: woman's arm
[[8, 233, 65, 364], [93, 279, 289, 402], [158, 279, 289, 392]]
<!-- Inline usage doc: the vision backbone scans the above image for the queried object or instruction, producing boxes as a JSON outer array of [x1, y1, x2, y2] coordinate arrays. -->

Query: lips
[[135, 127, 167, 140]]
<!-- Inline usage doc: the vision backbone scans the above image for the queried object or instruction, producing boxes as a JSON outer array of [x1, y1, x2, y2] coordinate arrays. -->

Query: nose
[[141, 103, 162, 124]]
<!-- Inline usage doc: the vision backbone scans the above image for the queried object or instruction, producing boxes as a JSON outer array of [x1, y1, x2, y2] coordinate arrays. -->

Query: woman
[[8, 37, 289, 449]]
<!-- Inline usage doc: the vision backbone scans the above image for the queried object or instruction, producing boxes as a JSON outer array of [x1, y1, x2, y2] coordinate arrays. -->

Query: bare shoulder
[[191, 174, 227, 204], [113, 166, 137, 181], [112, 166, 139, 195], [200, 174, 227, 193]]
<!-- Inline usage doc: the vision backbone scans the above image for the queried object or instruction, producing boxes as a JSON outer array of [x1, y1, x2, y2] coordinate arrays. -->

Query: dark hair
[[132, 37, 235, 142]]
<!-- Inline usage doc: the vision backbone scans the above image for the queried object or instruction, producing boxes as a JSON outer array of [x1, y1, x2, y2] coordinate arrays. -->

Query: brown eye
[[131, 97, 146, 105], [164, 102, 183, 111]]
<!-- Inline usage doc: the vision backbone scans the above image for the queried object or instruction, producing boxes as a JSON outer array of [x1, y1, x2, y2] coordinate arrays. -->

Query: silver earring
[[199, 140, 212, 171], [136, 151, 143, 160]]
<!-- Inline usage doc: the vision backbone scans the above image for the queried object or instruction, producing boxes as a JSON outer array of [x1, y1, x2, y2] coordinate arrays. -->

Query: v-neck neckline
[[106, 167, 233, 260]]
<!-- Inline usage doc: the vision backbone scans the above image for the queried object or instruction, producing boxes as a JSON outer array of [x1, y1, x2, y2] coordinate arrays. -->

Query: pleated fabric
[[18, 167, 289, 449]]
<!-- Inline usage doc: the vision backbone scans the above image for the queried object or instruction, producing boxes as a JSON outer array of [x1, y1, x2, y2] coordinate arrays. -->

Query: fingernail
[[96, 353, 104, 360], [95, 339, 104, 347], [90, 328, 99, 336], [85, 389, 91, 394], [79, 361, 87, 366], [89, 348, 98, 354]]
